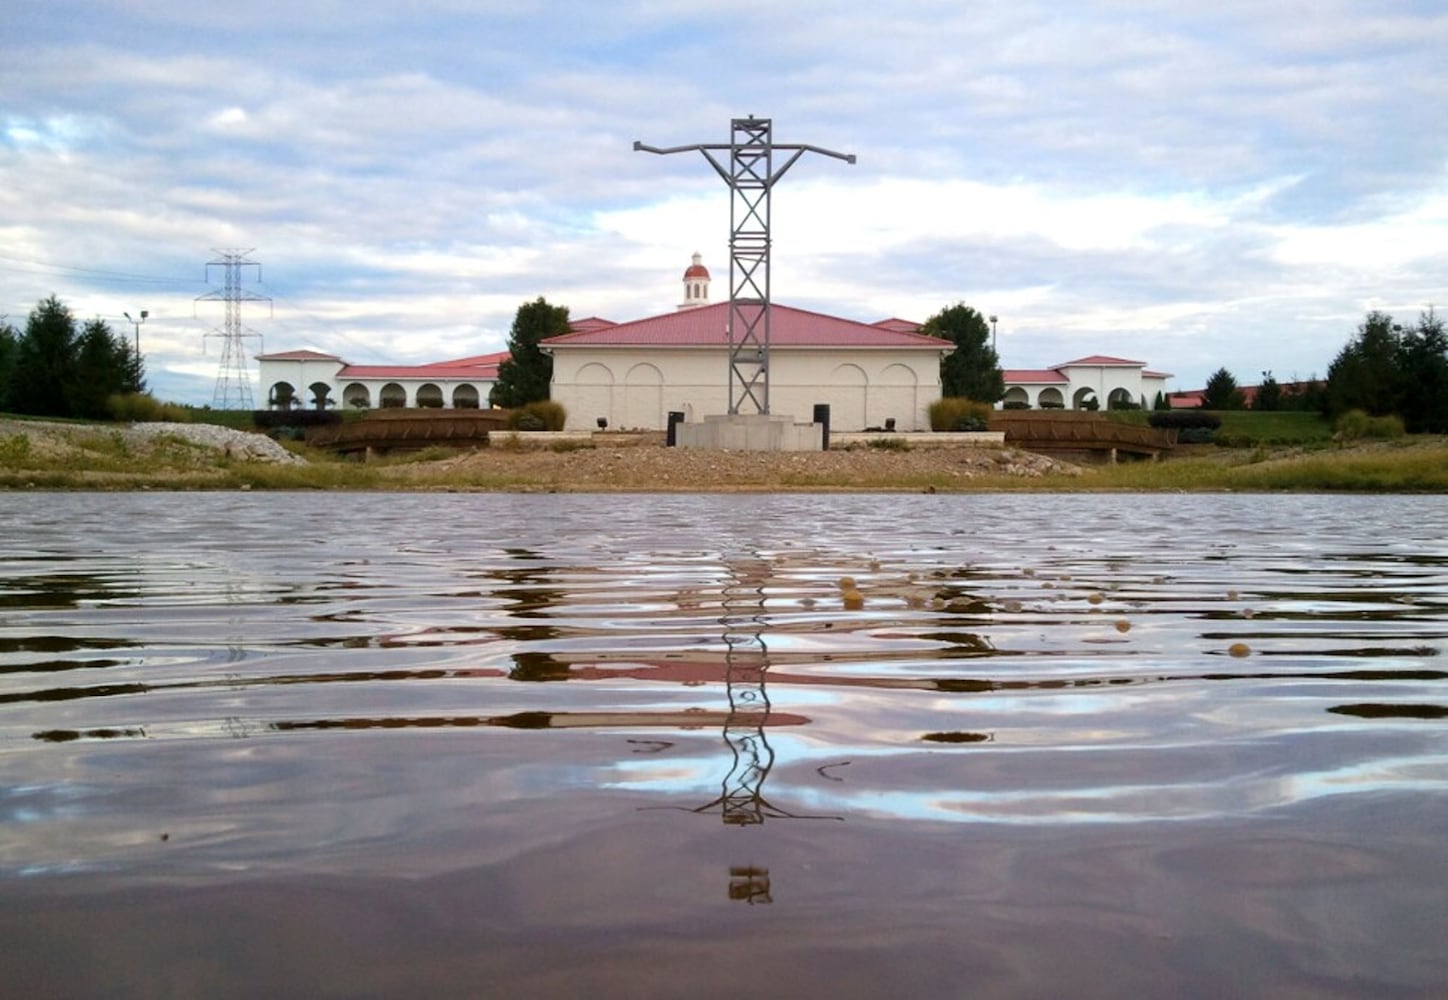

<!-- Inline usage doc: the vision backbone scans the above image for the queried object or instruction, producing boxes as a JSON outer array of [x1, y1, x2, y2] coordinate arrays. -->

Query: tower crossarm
[[635, 118, 855, 416]]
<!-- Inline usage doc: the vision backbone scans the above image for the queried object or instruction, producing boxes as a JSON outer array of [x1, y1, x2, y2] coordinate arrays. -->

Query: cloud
[[2, 1, 1445, 401]]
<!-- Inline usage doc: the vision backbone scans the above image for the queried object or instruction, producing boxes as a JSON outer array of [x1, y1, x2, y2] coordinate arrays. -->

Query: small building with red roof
[[255, 348, 508, 410], [1001, 355, 1173, 410]]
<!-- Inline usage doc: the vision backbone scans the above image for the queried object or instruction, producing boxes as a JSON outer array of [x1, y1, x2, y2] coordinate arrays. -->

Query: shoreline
[[2, 417, 1446, 493]]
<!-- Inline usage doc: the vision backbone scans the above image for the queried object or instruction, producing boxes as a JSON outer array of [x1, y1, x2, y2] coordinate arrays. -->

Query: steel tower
[[196, 249, 270, 409], [635, 117, 855, 415]]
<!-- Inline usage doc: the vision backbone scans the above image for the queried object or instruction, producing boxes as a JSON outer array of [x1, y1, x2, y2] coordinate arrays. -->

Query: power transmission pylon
[[635, 117, 855, 415], [196, 249, 270, 409]]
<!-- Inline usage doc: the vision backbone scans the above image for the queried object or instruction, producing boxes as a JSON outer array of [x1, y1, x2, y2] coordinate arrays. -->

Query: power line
[[0, 252, 204, 287]]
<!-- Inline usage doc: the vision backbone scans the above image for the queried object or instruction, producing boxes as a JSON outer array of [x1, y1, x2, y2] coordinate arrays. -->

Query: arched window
[[268, 382, 296, 410], [343, 383, 371, 409], [380, 383, 406, 408]]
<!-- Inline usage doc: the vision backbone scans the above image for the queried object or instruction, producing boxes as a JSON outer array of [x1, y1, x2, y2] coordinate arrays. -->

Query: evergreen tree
[[1325, 311, 1401, 417], [10, 296, 79, 417], [491, 297, 570, 408], [0, 320, 18, 411], [921, 303, 1004, 401], [70, 318, 135, 419], [1252, 371, 1282, 411], [1201, 367, 1244, 410], [1396, 309, 1448, 433]]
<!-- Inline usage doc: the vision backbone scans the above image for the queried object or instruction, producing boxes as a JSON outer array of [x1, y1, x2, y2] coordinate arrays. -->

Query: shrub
[[1149, 410, 1222, 431], [0, 433, 31, 465], [929, 397, 993, 432], [253, 409, 343, 431], [865, 437, 911, 451], [1178, 427, 1218, 444], [1335, 409, 1405, 441], [507, 399, 566, 431], [1214, 430, 1254, 448], [1001, 400, 1030, 410], [107, 393, 195, 423]]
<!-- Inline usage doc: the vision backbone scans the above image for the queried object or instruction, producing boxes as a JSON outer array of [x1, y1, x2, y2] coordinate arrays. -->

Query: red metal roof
[[546, 302, 947, 350], [256, 349, 342, 362], [870, 318, 922, 333], [570, 316, 619, 332], [417, 350, 510, 370], [1003, 368, 1070, 384], [336, 364, 498, 380], [1055, 354, 1145, 367]]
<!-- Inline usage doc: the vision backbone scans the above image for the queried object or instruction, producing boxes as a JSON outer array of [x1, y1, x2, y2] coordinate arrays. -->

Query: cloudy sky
[[3, 1, 1445, 404]]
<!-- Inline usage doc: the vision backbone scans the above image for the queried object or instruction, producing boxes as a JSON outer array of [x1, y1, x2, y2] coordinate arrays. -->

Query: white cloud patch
[[2, 1, 1446, 400]]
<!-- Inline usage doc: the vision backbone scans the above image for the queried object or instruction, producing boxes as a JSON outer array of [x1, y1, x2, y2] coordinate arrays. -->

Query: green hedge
[[929, 397, 993, 432]]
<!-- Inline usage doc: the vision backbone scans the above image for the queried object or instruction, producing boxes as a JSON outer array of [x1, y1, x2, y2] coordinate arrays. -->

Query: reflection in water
[[2, 492, 1447, 991]]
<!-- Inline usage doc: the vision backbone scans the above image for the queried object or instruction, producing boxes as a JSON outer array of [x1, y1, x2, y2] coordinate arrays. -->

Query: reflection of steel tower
[[634, 118, 855, 416], [720, 617, 773, 826], [197, 249, 270, 409]]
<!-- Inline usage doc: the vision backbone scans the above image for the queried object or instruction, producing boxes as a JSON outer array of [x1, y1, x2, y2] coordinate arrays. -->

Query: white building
[[542, 257, 952, 432], [255, 349, 507, 410], [1001, 356, 1173, 410], [256, 254, 1174, 421]]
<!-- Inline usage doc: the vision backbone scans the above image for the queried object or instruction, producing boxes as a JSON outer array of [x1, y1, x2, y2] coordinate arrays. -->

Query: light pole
[[989, 314, 998, 353], [123, 310, 147, 359], [123, 310, 147, 391]]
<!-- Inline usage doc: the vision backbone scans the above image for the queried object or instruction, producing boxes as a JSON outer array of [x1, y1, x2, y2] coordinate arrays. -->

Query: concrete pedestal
[[675, 413, 824, 452]]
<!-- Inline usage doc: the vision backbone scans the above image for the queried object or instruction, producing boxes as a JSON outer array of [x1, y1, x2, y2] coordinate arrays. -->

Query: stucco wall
[[549, 347, 945, 431]]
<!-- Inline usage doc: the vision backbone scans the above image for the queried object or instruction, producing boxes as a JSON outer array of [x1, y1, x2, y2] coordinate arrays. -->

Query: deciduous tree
[[921, 303, 1004, 402]]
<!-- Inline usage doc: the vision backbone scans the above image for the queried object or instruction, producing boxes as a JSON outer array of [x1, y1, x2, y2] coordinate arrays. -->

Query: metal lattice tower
[[196, 249, 270, 409], [635, 117, 855, 415]]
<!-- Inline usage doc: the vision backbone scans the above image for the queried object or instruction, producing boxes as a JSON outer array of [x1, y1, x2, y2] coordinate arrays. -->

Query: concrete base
[[675, 413, 824, 452]]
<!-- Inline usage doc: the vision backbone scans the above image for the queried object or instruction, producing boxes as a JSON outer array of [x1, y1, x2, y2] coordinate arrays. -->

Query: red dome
[[683, 253, 710, 280]]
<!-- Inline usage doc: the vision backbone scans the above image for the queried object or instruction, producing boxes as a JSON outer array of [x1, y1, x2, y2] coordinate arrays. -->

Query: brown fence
[[989, 412, 1176, 456], [307, 410, 511, 454]]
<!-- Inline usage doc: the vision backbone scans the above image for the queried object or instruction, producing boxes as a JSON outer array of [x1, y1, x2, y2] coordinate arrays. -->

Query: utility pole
[[635, 117, 854, 416], [123, 309, 148, 393], [196, 249, 270, 409]]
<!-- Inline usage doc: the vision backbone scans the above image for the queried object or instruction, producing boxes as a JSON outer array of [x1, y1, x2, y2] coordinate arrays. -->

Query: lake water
[[1, 491, 1446, 997]]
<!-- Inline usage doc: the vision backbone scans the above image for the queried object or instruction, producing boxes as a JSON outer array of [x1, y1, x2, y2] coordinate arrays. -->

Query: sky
[[2, 0, 1445, 405]]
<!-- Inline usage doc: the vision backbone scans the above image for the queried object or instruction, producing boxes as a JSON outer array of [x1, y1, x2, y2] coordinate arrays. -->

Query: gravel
[[123, 422, 304, 463]]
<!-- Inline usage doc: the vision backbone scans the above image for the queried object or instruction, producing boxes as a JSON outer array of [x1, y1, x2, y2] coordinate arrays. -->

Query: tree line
[[1202, 309, 1447, 432], [0, 296, 147, 419]]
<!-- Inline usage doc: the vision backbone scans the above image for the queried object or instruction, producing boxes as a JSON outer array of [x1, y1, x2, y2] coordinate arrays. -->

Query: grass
[[1056, 437, 1448, 491], [4, 413, 1446, 492]]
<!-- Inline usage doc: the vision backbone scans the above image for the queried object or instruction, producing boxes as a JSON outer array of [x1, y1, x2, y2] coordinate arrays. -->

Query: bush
[[1214, 430, 1254, 448], [253, 409, 343, 431], [1149, 410, 1222, 431], [929, 397, 993, 432], [505, 399, 567, 431], [1335, 409, 1405, 441], [107, 393, 195, 423], [865, 437, 911, 451], [0, 433, 31, 465], [1001, 400, 1030, 410], [1178, 427, 1218, 444]]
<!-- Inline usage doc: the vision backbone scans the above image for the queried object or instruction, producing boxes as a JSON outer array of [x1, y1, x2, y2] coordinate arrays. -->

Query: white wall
[[549, 346, 945, 431]]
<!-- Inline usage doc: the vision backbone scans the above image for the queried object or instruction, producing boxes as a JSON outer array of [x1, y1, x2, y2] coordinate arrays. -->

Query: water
[[1, 491, 1445, 997]]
